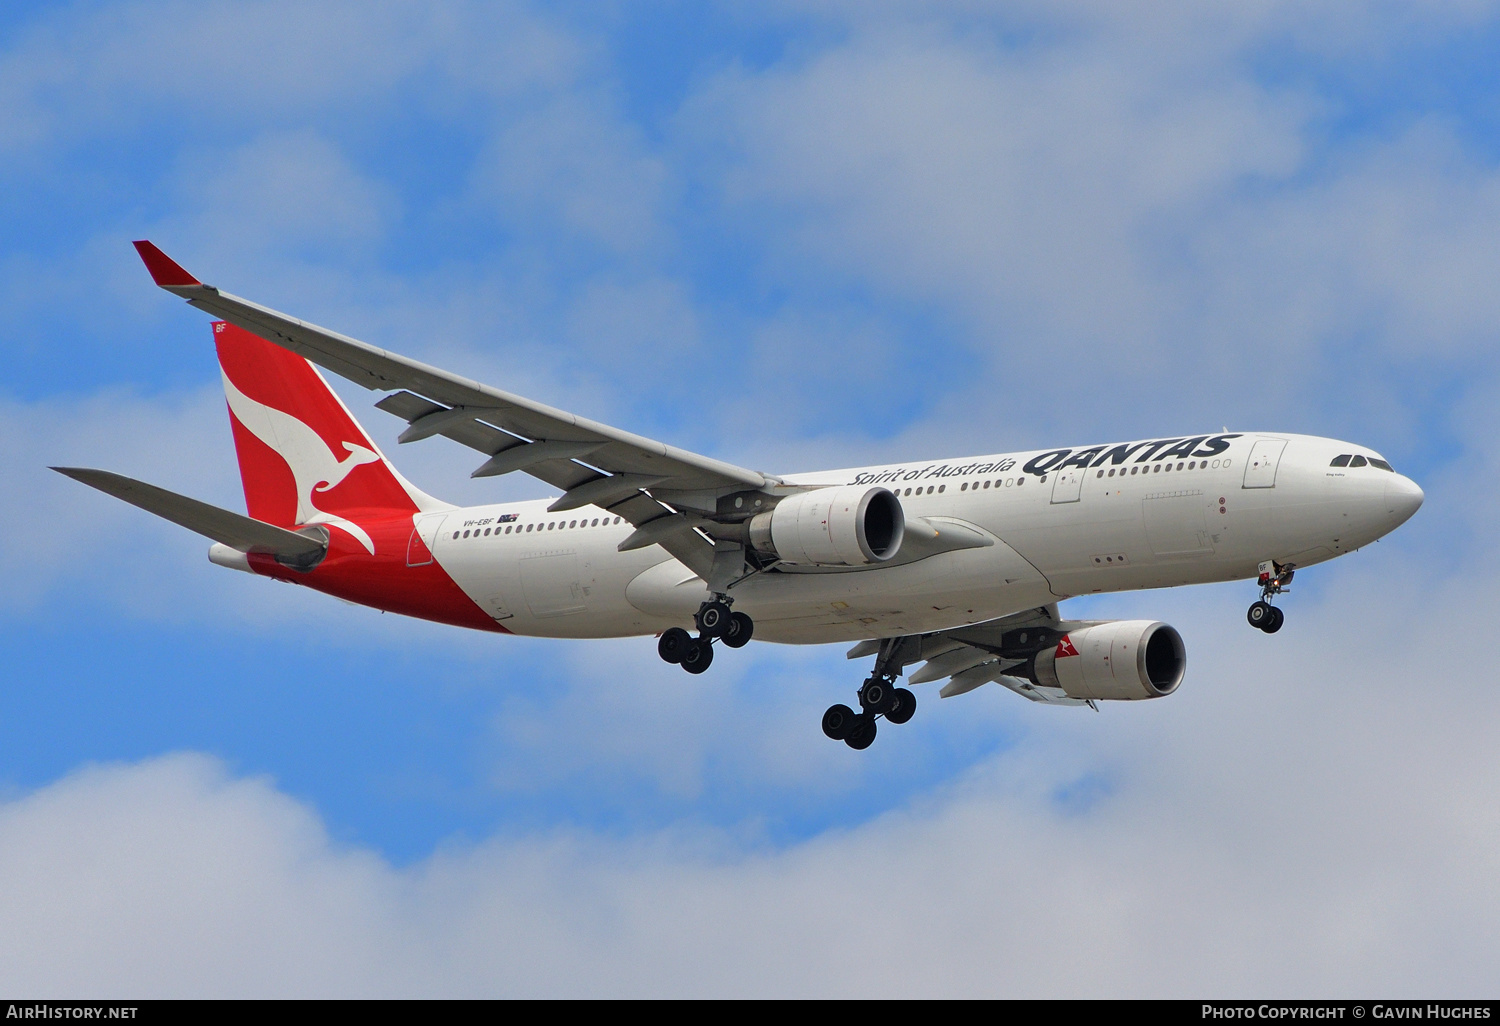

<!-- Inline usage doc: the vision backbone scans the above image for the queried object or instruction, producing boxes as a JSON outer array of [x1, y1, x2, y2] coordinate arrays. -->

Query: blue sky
[[2, 0, 1500, 996]]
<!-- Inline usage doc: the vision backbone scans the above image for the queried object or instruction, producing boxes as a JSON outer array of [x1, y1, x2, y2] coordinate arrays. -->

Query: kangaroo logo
[[221, 370, 381, 553]]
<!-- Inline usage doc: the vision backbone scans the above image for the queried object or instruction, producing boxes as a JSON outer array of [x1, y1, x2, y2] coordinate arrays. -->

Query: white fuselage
[[420, 432, 1423, 644]]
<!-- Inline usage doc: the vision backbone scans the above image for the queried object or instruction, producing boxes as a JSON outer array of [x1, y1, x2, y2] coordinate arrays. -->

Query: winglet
[[132, 240, 201, 288]]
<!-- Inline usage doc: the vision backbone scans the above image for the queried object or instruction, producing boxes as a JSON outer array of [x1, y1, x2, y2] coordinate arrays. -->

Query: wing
[[134, 242, 783, 577], [847, 604, 1094, 707]]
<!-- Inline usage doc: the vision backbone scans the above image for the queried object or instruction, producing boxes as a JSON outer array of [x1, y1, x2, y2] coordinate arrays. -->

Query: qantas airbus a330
[[57, 242, 1425, 750]]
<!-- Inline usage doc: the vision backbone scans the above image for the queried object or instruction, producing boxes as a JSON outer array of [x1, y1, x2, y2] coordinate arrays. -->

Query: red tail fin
[[214, 322, 436, 544]]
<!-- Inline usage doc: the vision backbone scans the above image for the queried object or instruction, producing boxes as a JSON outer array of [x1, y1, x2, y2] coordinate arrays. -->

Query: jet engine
[[1026, 620, 1185, 701], [748, 485, 904, 566]]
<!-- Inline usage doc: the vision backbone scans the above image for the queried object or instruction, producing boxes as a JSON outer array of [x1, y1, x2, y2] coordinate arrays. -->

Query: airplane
[[54, 241, 1426, 750]]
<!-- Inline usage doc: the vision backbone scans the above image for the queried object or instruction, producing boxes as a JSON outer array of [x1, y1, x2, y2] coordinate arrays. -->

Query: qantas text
[[848, 434, 1242, 486]]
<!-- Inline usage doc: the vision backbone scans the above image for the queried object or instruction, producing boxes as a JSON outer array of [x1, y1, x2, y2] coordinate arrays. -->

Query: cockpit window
[[1330, 454, 1351, 467], [1369, 458, 1394, 471], [1349, 455, 1368, 468]]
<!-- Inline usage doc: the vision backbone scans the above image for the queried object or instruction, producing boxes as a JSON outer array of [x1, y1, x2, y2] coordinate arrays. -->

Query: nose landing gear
[[1247, 600, 1284, 633], [1248, 560, 1294, 634], [822, 638, 918, 750]]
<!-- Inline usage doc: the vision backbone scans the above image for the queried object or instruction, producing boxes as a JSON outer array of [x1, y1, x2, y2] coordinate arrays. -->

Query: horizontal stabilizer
[[51, 467, 327, 568]]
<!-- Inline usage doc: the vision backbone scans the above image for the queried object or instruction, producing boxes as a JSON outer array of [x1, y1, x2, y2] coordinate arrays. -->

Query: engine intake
[[748, 486, 904, 566], [1029, 620, 1185, 701]]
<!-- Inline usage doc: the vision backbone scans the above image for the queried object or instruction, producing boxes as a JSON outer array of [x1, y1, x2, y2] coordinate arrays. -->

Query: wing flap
[[848, 604, 1091, 708]]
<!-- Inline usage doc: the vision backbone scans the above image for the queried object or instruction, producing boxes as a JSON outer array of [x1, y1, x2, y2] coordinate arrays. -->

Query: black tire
[[1247, 601, 1272, 629], [859, 677, 891, 714], [885, 687, 917, 725], [822, 703, 855, 740], [720, 611, 754, 649], [844, 714, 877, 750], [695, 601, 732, 638], [680, 638, 714, 674], [657, 627, 692, 664], [1263, 605, 1285, 634]]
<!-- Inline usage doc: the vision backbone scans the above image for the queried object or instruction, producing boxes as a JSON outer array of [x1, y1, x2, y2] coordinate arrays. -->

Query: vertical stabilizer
[[214, 322, 446, 551]]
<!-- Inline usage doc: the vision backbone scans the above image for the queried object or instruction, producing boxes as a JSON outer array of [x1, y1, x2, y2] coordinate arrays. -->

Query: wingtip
[[132, 240, 201, 288]]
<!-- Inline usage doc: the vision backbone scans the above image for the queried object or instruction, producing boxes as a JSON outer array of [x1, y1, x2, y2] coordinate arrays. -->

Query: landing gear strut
[[658, 594, 754, 674], [1247, 559, 1293, 634], [822, 638, 917, 750]]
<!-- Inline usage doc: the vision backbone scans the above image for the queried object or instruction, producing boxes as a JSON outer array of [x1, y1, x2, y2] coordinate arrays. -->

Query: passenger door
[[406, 513, 446, 567], [1050, 466, 1085, 504], [1242, 438, 1287, 489]]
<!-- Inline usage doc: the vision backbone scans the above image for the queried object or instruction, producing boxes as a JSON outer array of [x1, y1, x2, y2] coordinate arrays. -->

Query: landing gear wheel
[[680, 638, 714, 674], [822, 703, 855, 740], [1263, 605, 1285, 634], [695, 601, 732, 638], [859, 677, 893, 715], [720, 611, 754, 649], [1247, 601, 1274, 630], [657, 627, 692, 664], [844, 714, 877, 750], [885, 687, 917, 725]]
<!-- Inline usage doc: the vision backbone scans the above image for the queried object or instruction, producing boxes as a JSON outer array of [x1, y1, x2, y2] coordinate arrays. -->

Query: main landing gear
[[1247, 559, 1294, 634], [822, 640, 917, 751], [657, 596, 753, 675]]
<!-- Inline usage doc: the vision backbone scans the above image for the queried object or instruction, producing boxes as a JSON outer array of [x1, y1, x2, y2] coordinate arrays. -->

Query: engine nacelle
[[748, 486, 904, 566], [1030, 620, 1185, 701]]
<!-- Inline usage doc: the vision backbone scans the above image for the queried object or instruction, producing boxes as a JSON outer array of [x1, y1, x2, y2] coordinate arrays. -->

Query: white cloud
[[2, 3, 1498, 997], [179, 131, 398, 258], [477, 93, 671, 256], [0, 0, 579, 153], [681, 4, 1500, 451], [4, 548, 1499, 998]]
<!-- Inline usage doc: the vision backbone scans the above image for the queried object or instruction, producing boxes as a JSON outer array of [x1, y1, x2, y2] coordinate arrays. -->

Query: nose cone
[[1385, 475, 1424, 527]]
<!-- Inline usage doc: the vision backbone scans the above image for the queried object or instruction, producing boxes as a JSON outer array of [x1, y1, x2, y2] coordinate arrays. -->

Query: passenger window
[[1330, 455, 1351, 467], [1017, 477, 1024, 486], [1370, 458, 1393, 471], [938, 485, 945, 493], [1349, 455, 1368, 468], [1096, 470, 1104, 478], [569, 520, 577, 528], [961, 482, 968, 491], [983, 480, 991, 489], [505, 526, 512, 534]]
